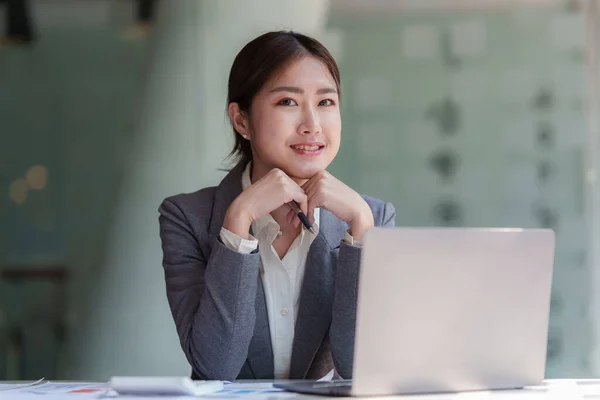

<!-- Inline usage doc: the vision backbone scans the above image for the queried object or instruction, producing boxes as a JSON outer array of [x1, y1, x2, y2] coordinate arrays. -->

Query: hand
[[297, 171, 374, 240], [224, 168, 308, 239]]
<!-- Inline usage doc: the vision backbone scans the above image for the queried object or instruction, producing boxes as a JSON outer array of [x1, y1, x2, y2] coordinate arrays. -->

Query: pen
[[288, 201, 317, 235]]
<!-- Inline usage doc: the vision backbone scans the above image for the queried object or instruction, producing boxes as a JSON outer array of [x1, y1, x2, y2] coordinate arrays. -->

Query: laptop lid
[[351, 227, 555, 396]]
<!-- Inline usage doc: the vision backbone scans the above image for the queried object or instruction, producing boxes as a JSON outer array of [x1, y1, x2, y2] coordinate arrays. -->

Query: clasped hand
[[224, 169, 374, 241]]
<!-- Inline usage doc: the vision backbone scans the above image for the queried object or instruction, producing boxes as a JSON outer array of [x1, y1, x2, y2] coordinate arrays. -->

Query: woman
[[158, 31, 396, 381]]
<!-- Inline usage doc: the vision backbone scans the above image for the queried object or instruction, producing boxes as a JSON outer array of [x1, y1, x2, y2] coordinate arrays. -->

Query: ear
[[228, 102, 250, 140]]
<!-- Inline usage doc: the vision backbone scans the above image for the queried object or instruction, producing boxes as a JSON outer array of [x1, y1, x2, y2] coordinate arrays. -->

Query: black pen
[[288, 201, 317, 235]]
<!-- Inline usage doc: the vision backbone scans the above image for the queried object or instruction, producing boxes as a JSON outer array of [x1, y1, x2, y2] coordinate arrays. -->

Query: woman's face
[[244, 56, 341, 182]]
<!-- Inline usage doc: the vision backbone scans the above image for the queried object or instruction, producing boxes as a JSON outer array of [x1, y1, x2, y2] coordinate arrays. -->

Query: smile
[[290, 145, 323, 151]]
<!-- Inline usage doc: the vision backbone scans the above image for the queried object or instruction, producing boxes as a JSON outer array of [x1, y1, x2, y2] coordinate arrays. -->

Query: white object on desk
[[0, 378, 45, 391], [317, 369, 335, 382], [109, 376, 223, 396]]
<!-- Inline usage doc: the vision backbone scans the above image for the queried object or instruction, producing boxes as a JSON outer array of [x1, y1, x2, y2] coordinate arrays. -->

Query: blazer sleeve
[[329, 201, 396, 378], [158, 197, 261, 381]]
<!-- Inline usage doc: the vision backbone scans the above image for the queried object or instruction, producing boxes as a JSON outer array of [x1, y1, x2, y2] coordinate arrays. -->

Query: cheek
[[267, 115, 292, 137], [257, 109, 295, 135], [322, 113, 342, 143], [251, 112, 292, 150]]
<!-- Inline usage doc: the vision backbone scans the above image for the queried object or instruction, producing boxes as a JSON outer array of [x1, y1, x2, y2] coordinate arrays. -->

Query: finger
[[300, 175, 313, 189], [302, 177, 327, 211], [306, 193, 323, 225], [294, 191, 308, 216], [286, 208, 295, 224], [304, 189, 314, 225], [302, 185, 316, 225], [293, 215, 300, 228], [301, 175, 319, 194], [282, 181, 307, 213]]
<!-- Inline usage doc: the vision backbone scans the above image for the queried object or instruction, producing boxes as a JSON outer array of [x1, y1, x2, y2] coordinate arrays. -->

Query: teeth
[[292, 145, 320, 151]]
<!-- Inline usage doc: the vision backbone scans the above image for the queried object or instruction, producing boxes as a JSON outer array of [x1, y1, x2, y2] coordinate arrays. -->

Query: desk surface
[[2, 379, 600, 399]]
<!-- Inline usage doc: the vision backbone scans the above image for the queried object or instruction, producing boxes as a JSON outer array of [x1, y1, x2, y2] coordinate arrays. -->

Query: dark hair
[[226, 30, 341, 169]]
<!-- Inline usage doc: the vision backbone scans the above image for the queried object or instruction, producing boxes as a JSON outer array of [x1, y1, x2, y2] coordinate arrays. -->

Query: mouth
[[290, 143, 325, 156], [290, 143, 325, 150]]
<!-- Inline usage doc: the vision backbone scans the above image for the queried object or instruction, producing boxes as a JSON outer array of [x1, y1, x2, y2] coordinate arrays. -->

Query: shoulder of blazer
[[160, 186, 218, 240], [159, 163, 245, 246], [360, 194, 393, 226]]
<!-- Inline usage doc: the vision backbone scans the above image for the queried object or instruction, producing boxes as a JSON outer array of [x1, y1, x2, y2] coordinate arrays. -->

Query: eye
[[278, 98, 298, 106], [319, 99, 335, 106]]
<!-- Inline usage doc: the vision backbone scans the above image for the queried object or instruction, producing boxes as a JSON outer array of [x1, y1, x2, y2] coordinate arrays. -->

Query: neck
[[250, 162, 308, 187]]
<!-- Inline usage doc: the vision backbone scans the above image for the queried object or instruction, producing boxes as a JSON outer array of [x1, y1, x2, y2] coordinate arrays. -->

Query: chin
[[284, 164, 327, 180]]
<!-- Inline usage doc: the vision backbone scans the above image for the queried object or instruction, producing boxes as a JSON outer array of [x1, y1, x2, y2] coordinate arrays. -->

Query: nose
[[298, 106, 321, 135]]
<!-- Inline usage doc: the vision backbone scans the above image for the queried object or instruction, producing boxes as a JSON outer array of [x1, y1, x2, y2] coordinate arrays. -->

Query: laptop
[[275, 227, 555, 396]]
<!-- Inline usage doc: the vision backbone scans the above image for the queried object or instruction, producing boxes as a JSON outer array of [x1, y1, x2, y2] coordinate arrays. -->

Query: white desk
[[2, 379, 600, 399]]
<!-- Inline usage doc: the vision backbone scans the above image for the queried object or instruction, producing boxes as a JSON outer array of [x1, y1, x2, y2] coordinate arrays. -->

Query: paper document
[[0, 378, 45, 391], [202, 382, 298, 398], [19, 382, 110, 396], [1, 382, 110, 398]]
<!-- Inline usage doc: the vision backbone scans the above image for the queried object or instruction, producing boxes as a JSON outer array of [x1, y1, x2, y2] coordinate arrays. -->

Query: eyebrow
[[268, 86, 338, 95]]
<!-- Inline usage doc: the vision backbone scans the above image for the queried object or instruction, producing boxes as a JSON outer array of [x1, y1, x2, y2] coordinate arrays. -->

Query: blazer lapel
[[289, 209, 347, 378], [208, 162, 274, 378], [246, 273, 275, 378], [208, 163, 245, 239]]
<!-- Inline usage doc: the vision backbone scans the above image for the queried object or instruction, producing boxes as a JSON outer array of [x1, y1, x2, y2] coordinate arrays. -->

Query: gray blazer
[[158, 162, 396, 381]]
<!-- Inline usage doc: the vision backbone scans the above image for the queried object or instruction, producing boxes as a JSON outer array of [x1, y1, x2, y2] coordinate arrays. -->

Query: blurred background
[[1, 0, 599, 382]]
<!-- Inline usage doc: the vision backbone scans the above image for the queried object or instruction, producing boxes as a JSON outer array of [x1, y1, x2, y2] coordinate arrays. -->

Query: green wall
[[327, 5, 590, 377], [0, 24, 150, 378]]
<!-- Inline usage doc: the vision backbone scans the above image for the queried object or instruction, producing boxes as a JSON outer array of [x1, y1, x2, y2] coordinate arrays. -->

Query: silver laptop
[[276, 227, 555, 396]]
